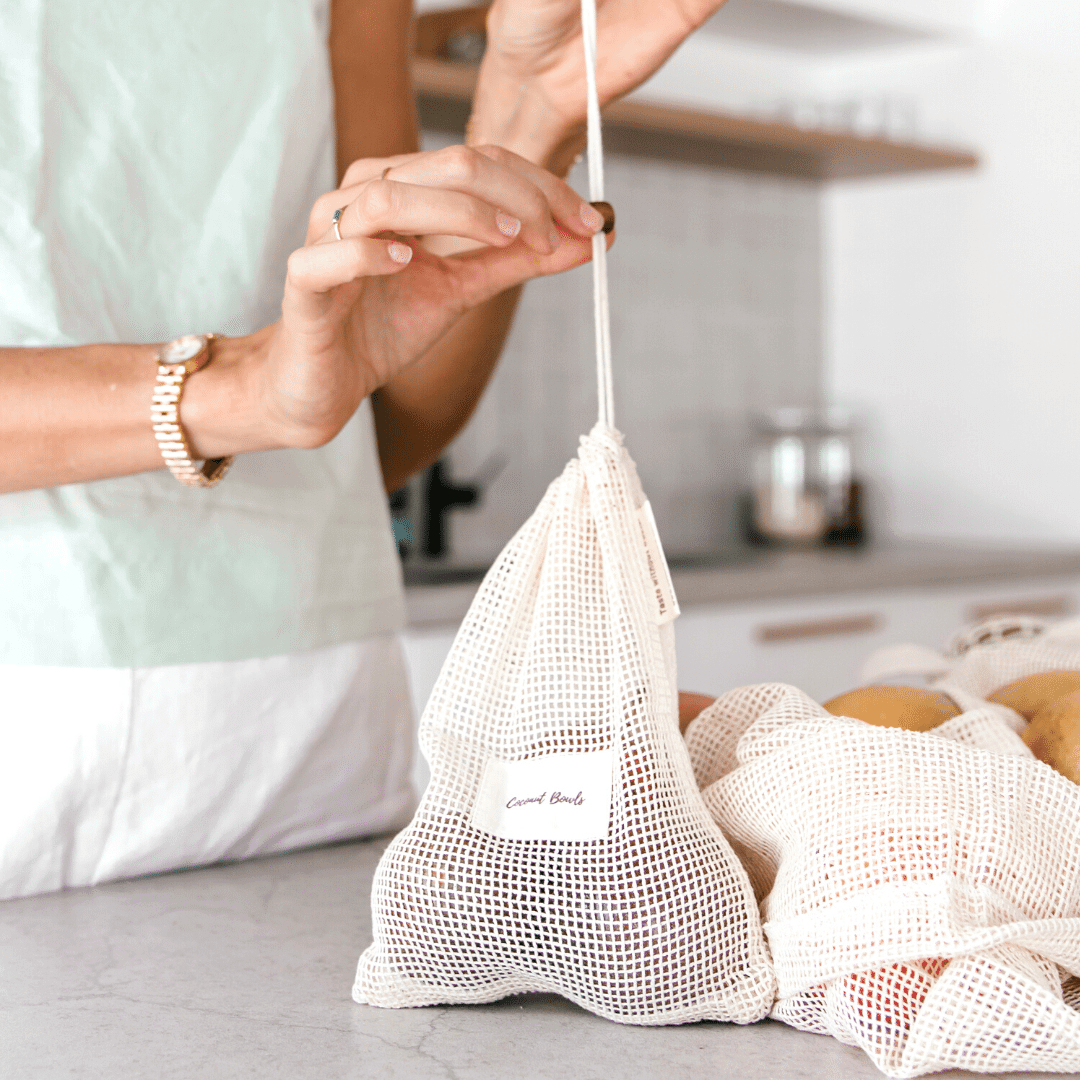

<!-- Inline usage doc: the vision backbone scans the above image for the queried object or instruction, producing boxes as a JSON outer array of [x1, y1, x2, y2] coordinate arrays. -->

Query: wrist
[[468, 51, 585, 178], [179, 325, 283, 460]]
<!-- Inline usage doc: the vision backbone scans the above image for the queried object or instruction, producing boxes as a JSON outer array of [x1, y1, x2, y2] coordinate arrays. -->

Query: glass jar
[[749, 406, 865, 547]]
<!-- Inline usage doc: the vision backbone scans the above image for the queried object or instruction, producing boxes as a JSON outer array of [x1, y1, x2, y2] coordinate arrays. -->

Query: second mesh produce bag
[[353, 421, 775, 1023], [685, 682, 1080, 1076]]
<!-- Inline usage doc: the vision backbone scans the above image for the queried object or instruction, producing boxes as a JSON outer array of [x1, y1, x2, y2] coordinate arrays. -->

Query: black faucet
[[387, 487, 413, 559], [422, 458, 479, 559]]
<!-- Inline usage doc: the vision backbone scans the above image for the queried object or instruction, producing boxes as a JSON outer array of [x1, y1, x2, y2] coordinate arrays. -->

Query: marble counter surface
[[1, 839, 1050, 1080], [404, 542, 1080, 628]]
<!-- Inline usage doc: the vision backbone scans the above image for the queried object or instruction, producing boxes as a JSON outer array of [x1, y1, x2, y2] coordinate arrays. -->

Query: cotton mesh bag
[[904, 613, 1080, 704], [352, 0, 774, 1025], [684, 682, 1080, 1076], [860, 613, 1080, 753]]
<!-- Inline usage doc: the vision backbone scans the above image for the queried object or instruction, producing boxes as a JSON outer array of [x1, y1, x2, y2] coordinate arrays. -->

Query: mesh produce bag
[[931, 615, 1080, 706], [352, 0, 774, 1025], [860, 613, 1080, 701], [685, 682, 1080, 1077], [860, 613, 1080, 752]]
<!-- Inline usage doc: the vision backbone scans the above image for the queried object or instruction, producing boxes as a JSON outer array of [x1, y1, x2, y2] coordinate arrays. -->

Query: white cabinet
[[674, 576, 1080, 703]]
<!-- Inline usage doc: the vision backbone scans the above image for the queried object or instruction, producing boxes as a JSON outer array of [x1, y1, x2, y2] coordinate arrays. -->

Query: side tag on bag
[[637, 501, 680, 625], [471, 750, 614, 841]]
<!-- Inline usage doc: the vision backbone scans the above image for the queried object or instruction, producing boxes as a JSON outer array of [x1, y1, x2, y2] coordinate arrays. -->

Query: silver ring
[[332, 206, 345, 241]]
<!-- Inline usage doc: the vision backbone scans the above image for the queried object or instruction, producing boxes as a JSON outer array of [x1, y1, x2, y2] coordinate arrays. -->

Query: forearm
[[371, 286, 521, 493], [0, 331, 274, 494], [331, 0, 420, 178]]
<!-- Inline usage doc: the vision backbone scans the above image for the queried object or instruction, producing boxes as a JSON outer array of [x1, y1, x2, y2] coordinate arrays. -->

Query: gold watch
[[151, 333, 233, 488]]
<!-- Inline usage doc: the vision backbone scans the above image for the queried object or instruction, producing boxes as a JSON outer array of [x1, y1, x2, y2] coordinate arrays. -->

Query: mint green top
[[0, 0, 406, 666]]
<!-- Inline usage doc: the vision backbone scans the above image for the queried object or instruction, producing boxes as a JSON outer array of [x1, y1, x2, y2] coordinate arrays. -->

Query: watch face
[[161, 334, 206, 364]]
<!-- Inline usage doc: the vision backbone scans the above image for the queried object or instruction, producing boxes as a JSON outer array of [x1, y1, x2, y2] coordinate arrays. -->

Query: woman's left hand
[[469, 0, 730, 173]]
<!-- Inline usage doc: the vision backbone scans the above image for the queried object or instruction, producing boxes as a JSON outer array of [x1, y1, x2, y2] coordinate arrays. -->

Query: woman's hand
[[253, 144, 609, 450], [470, 0, 730, 174], [0, 145, 609, 492]]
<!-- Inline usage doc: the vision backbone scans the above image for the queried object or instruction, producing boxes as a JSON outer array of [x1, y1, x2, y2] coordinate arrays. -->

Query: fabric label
[[470, 750, 614, 841], [637, 501, 680, 625]]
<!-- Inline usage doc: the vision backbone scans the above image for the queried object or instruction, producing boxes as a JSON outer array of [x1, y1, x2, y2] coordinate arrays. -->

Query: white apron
[[0, 638, 417, 900]]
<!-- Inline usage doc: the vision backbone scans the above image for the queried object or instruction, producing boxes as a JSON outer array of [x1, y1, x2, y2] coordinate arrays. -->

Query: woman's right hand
[[250, 143, 609, 451]]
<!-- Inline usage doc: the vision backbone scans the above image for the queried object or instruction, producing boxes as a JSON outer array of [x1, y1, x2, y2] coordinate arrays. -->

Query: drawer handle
[[967, 595, 1072, 622], [757, 613, 881, 644]]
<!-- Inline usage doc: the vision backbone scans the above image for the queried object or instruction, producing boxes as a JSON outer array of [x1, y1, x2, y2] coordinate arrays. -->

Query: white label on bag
[[638, 501, 680, 625], [470, 750, 614, 841]]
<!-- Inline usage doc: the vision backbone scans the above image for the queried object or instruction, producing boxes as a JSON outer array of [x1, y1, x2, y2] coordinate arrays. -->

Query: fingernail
[[388, 241, 413, 264], [588, 201, 615, 234], [495, 211, 522, 238], [548, 222, 561, 251], [580, 202, 605, 233]]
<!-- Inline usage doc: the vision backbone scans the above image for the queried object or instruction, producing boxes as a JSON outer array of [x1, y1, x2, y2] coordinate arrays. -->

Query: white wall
[[821, 1, 1080, 544], [639, 0, 1080, 547], [645, 0, 1080, 546]]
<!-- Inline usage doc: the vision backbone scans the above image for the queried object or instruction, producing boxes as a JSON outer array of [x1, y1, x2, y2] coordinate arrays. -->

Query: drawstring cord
[[581, 0, 614, 429]]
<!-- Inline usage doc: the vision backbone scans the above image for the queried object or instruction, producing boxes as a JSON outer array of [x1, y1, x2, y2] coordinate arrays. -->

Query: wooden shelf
[[411, 6, 978, 181], [413, 56, 978, 181]]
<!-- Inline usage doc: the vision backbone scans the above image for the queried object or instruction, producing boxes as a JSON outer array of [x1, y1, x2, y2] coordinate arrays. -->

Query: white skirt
[[0, 634, 416, 900]]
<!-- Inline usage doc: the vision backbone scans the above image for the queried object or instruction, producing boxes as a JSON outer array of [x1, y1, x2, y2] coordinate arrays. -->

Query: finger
[[401, 145, 566, 254], [287, 235, 413, 294], [339, 151, 421, 191], [472, 144, 608, 242], [424, 143, 605, 249], [322, 147, 607, 253], [332, 178, 529, 252], [447, 227, 615, 310], [368, 144, 605, 254], [326, 148, 501, 233], [590, 201, 616, 234], [307, 154, 424, 241]]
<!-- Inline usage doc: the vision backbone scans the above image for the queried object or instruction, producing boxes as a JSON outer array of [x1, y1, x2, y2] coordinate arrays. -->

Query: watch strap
[[152, 334, 234, 488]]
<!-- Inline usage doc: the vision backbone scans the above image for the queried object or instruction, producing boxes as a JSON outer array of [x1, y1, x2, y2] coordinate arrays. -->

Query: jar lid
[[757, 405, 856, 434]]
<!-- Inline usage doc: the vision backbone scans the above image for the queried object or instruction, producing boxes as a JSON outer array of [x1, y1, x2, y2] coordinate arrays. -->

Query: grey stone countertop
[[0, 838, 1052, 1080], [404, 541, 1080, 628]]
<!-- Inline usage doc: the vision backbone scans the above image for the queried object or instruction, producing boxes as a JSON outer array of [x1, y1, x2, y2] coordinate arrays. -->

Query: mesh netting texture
[[353, 426, 775, 1024], [935, 616, 1080, 703], [685, 680, 1080, 1077]]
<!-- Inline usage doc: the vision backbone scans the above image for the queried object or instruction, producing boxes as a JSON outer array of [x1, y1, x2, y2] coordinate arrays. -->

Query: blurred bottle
[[747, 406, 866, 548]]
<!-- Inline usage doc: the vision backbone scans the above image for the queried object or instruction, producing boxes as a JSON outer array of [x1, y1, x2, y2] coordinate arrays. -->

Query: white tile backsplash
[[418, 143, 823, 564]]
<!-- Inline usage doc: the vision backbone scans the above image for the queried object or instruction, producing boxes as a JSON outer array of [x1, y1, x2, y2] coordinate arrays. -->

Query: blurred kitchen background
[[398, 0, 1080, 787], [400, 146, 824, 565]]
